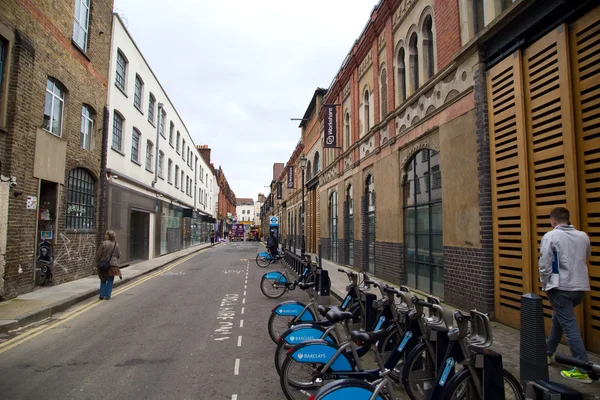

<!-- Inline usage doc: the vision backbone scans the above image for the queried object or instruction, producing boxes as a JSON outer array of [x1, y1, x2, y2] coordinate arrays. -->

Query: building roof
[[299, 88, 328, 128], [236, 198, 254, 205]]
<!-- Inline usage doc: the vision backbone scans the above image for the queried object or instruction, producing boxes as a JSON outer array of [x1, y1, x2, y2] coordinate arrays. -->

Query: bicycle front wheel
[[260, 274, 287, 299], [268, 312, 297, 345], [442, 368, 524, 400], [256, 254, 271, 268], [402, 342, 437, 400]]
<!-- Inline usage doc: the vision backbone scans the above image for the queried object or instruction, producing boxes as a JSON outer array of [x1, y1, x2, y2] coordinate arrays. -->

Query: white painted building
[[105, 14, 217, 263], [254, 197, 264, 226], [236, 198, 255, 223]]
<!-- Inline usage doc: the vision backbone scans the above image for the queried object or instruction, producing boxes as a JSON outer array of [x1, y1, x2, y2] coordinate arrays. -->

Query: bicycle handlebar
[[412, 296, 434, 308]]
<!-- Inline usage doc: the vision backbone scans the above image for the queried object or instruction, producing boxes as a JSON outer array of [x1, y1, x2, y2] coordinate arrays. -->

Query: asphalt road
[[0, 242, 304, 400]]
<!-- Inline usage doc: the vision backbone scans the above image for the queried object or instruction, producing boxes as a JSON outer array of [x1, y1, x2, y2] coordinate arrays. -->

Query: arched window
[[363, 90, 370, 134], [365, 174, 375, 273], [313, 152, 320, 176], [397, 47, 407, 102], [66, 168, 96, 229], [112, 111, 124, 152], [145, 140, 154, 171], [345, 184, 354, 266], [380, 66, 388, 119], [329, 191, 338, 262], [131, 127, 141, 164], [306, 160, 312, 181], [403, 149, 443, 296], [409, 32, 419, 94], [423, 15, 435, 80], [344, 111, 351, 150]]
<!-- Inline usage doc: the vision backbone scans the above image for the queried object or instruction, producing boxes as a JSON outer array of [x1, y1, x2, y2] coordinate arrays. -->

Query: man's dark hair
[[550, 207, 570, 223]]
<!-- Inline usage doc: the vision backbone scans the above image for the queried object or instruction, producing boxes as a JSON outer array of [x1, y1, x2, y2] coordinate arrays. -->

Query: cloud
[[114, 0, 379, 198]]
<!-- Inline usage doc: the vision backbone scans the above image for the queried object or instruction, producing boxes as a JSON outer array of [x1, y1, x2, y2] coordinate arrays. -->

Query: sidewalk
[[299, 250, 600, 397], [0, 242, 216, 334]]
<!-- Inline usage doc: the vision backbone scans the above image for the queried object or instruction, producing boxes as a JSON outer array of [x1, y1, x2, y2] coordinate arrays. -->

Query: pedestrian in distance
[[539, 207, 592, 384], [267, 230, 279, 259], [210, 229, 215, 246], [95, 230, 122, 300]]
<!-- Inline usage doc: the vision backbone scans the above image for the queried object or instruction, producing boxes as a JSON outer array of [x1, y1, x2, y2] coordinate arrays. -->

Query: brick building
[[216, 167, 236, 237], [0, 0, 113, 299]]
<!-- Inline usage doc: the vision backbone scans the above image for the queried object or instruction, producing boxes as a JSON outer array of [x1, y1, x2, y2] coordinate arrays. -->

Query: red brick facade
[[434, 0, 461, 70]]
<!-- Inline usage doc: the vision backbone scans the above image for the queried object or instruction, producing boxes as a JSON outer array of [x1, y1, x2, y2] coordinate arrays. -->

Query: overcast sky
[[113, 0, 379, 200]]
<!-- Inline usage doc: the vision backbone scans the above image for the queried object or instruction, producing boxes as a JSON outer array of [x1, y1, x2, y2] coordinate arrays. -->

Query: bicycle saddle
[[325, 307, 354, 323], [317, 305, 332, 317], [350, 329, 389, 344]]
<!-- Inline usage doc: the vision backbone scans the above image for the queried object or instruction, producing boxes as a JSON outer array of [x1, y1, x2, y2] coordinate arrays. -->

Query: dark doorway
[[129, 210, 149, 262], [36, 180, 58, 285]]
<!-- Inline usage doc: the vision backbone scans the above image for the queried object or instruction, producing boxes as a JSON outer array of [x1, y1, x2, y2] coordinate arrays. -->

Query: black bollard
[[520, 293, 549, 384]]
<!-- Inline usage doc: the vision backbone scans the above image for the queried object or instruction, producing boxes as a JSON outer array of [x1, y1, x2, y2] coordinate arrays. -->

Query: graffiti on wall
[[53, 233, 96, 272]]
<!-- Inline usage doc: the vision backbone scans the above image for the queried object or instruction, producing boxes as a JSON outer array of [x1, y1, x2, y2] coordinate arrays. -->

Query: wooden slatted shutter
[[570, 5, 600, 353], [487, 52, 532, 327], [522, 25, 581, 329]]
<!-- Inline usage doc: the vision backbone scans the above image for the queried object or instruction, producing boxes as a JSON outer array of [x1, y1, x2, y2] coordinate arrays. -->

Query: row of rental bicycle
[[257, 250, 599, 400]]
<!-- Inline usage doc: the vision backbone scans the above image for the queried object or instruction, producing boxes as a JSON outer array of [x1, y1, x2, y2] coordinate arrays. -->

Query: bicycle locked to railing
[[272, 278, 525, 400], [255, 244, 285, 268]]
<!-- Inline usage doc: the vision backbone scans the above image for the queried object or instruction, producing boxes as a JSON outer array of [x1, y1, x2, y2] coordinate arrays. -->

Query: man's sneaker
[[560, 368, 592, 384], [547, 356, 552, 365]]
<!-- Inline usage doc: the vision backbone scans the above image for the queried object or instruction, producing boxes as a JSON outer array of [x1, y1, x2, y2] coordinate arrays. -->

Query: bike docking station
[[520, 293, 584, 400], [315, 244, 331, 306]]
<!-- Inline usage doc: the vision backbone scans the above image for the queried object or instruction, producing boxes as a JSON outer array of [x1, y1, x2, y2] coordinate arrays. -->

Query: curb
[[0, 244, 215, 334]]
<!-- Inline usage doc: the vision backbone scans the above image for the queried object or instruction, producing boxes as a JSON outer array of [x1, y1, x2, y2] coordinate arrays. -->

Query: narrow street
[[0, 243, 298, 400]]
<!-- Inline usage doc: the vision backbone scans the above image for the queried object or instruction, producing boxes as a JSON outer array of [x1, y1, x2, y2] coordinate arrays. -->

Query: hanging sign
[[323, 105, 337, 148], [287, 166, 294, 189], [277, 182, 282, 199]]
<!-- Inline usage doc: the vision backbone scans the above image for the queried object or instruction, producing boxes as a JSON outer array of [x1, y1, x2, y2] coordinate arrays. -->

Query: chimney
[[196, 145, 211, 164]]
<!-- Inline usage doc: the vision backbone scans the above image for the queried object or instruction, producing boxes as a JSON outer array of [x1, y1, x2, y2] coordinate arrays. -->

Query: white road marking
[[241, 307, 245, 314], [238, 335, 242, 347], [234, 358, 240, 375], [243, 291, 246, 296], [242, 298, 246, 304], [244, 285, 247, 289], [232, 395, 238, 400], [240, 319, 244, 328]]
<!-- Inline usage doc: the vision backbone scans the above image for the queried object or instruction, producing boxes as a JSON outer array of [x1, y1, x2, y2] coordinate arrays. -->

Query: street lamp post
[[299, 155, 308, 260]]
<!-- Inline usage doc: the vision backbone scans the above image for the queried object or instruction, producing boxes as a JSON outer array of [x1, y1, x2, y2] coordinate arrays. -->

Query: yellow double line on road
[[0, 250, 205, 354]]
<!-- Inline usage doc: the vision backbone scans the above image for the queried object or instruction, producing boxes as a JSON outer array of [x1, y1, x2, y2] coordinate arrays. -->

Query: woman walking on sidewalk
[[95, 230, 122, 300]]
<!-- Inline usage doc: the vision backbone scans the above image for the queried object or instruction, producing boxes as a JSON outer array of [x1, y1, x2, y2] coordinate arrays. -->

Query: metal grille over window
[[43, 78, 65, 136], [403, 149, 443, 297], [66, 168, 96, 230], [72, 0, 90, 51]]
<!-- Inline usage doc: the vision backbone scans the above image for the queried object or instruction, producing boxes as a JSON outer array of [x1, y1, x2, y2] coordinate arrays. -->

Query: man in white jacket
[[539, 207, 591, 383]]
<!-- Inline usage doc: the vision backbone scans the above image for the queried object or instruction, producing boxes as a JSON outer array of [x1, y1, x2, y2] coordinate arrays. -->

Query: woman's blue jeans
[[100, 276, 115, 299]]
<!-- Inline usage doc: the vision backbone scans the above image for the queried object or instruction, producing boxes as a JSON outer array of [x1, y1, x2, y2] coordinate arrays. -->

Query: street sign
[[269, 216, 279, 226]]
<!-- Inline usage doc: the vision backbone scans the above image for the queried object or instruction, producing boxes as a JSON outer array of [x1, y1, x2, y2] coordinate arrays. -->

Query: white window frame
[[145, 140, 154, 172], [72, 0, 90, 52], [111, 111, 123, 151], [158, 151, 164, 178], [131, 128, 141, 164], [148, 93, 155, 124], [115, 50, 127, 91], [80, 105, 93, 151], [159, 110, 166, 138], [134, 74, 143, 110], [175, 165, 180, 188], [43, 78, 65, 137], [167, 159, 173, 184]]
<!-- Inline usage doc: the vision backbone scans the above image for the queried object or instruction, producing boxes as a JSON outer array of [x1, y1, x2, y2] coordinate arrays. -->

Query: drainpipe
[[98, 106, 109, 244], [152, 103, 163, 187]]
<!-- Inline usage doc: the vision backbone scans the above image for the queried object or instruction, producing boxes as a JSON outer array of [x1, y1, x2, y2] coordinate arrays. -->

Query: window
[[148, 93, 155, 124], [66, 168, 95, 230], [366, 174, 375, 273], [363, 90, 370, 134], [115, 50, 127, 91], [186, 176, 189, 195], [131, 128, 140, 163], [329, 191, 338, 262], [134, 74, 143, 109], [158, 151, 164, 178], [146, 140, 154, 171], [313, 152, 320, 176], [344, 111, 351, 150], [206, 173, 208, 183], [409, 32, 419, 94], [423, 15, 435, 80], [345, 184, 354, 266], [80, 105, 94, 151], [43, 78, 65, 136], [205, 193, 207, 207], [403, 149, 443, 297], [167, 159, 173, 184], [0, 38, 7, 120], [180, 171, 184, 192], [380, 66, 388, 119], [176, 131, 181, 153], [175, 165, 180, 187], [72, 0, 90, 51], [159, 110, 166, 138], [112, 111, 123, 151], [397, 47, 407, 102], [182, 139, 186, 160], [169, 121, 174, 146]]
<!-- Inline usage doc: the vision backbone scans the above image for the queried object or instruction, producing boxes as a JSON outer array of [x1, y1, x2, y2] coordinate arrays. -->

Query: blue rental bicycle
[[256, 245, 284, 268]]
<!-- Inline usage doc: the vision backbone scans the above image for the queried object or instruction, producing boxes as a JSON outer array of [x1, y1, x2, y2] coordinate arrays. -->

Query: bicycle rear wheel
[[442, 368, 524, 400], [260, 273, 287, 299], [402, 342, 437, 400], [256, 254, 271, 268], [268, 312, 296, 344]]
